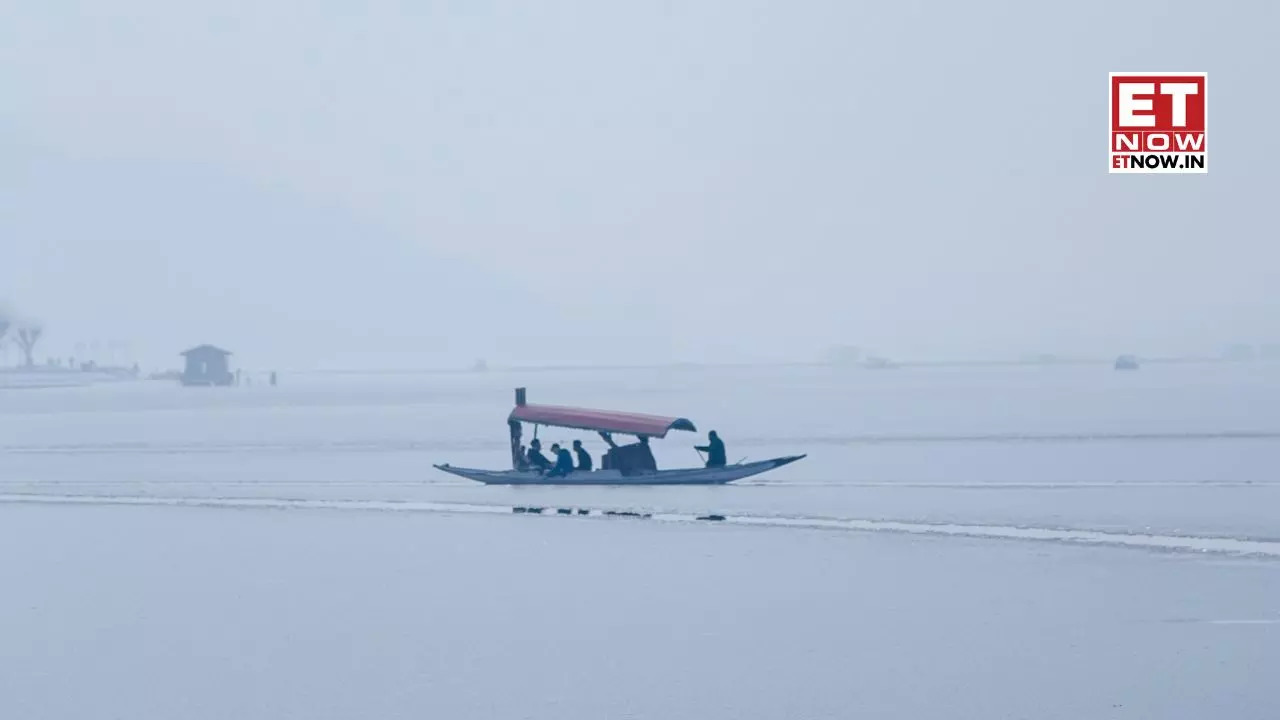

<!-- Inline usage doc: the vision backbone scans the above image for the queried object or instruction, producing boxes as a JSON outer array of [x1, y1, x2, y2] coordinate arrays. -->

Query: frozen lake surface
[[2, 364, 1278, 718]]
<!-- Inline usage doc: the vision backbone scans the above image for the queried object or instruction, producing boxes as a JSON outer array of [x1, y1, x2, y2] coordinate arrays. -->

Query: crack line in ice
[[1, 493, 1278, 559]]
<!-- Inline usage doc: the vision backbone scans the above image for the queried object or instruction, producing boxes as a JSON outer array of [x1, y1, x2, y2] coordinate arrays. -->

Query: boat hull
[[433, 455, 805, 486]]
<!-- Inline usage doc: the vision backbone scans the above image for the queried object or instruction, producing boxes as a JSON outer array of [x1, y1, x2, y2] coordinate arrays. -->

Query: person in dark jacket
[[547, 443, 575, 477], [572, 439, 593, 471], [695, 430, 726, 468], [526, 438, 551, 471]]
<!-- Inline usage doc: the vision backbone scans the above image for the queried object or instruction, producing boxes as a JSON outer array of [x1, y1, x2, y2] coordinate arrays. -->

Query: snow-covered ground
[[2, 363, 1278, 718], [0, 369, 135, 389]]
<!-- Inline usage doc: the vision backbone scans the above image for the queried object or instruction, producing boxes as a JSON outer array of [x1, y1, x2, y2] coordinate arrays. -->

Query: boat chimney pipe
[[515, 387, 526, 406]]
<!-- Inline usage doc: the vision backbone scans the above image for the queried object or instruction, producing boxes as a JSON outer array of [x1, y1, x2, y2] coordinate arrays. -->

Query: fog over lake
[[4, 365, 1280, 718], [4, 0, 1279, 717]]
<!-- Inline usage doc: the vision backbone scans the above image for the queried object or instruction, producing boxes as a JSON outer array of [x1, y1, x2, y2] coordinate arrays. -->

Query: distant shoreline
[[290, 355, 1265, 376], [3, 356, 1272, 385]]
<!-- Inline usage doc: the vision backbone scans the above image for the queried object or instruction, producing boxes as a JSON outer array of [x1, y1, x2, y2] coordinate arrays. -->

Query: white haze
[[2, 0, 1278, 370]]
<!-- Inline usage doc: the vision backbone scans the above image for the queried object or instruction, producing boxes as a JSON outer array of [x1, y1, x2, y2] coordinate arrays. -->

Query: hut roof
[[180, 344, 233, 357]]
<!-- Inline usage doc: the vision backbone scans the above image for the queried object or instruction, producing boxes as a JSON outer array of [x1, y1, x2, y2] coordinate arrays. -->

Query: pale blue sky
[[3, 0, 1277, 369]]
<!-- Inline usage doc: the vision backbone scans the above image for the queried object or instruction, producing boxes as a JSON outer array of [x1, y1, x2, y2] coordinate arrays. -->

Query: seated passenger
[[526, 438, 552, 471], [547, 443, 575, 477], [573, 439, 593, 471]]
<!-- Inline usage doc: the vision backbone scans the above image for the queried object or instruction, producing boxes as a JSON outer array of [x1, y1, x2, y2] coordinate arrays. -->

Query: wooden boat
[[433, 388, 805, 485]]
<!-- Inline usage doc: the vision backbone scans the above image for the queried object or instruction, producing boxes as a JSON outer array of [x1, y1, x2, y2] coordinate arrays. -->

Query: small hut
[[180, 345, 234, 386]]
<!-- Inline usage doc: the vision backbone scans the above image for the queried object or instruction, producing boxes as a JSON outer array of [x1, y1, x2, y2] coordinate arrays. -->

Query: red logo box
[[1109, 72, 1207, 173]]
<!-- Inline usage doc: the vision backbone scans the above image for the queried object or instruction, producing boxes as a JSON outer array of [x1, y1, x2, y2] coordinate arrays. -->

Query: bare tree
[[15, 325, 43, 368]]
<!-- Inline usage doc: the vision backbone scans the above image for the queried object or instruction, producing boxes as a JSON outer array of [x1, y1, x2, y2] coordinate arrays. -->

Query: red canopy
[[508, 403, 697, 438]]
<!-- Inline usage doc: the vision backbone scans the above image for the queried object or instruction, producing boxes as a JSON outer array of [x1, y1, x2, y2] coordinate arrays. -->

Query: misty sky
[[3, 0, 1277, 370]]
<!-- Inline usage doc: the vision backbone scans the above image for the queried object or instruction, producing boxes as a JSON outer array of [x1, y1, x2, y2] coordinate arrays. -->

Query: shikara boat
[[433, 388, 805, 486]]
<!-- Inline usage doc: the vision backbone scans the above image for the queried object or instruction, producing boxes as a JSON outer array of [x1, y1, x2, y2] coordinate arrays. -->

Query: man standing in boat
[[695, 430, 726, 468]]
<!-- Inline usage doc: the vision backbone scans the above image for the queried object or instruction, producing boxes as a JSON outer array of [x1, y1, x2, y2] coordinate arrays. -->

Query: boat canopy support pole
[[508, 419, 522, 470]]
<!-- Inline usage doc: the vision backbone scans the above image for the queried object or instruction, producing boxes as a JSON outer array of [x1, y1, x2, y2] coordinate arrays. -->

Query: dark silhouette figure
[[547, 443, 575, 477], [695, 430, 726, 468], [634, 436, 656, 471], [526, 438, 552, 471], [598, 431, 658, 473], [573, 439, 593, 471]]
